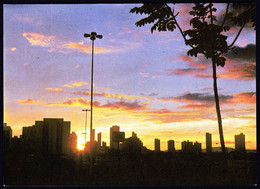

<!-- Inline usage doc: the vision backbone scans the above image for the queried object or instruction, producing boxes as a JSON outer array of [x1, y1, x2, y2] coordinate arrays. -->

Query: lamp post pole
[[84, 32, 102, 150], [82, 109, 90, 144]]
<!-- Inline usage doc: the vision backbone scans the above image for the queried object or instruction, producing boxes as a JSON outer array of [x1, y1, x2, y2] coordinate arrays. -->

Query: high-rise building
[[34, 121, 44, 148], [235, 133, 245, 152], [41, 118, 71, 154], [4, 123, 12, 150], [206, 132, 212, 153], [97, 132, 102, 147], [22, 126, 35, 142], [70, 132, 77, 153], [110, 125, 120, 150], [91, 129, 95, 143], [61, 121, 71, 154], [154, 138, 160, 152], [193, 141, 202, 153], [21, 122, 44, 151], [168, 140, 175, 152], [181, 140, 193, 152], [121, 135, 143, 154]]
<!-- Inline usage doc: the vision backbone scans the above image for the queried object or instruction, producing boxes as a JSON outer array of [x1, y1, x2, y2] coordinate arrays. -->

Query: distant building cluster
[[181, 140, 201, 153], [153, 132, 247, 153], [4, 119, 247, 154]]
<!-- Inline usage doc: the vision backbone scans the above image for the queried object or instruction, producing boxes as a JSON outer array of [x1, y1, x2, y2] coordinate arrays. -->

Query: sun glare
[[77, 136, 85, 150]]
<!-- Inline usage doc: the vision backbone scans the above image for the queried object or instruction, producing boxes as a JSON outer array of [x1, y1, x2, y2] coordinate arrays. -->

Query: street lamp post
[[84, 32, 102, 150], [82, 109, 90, 144]]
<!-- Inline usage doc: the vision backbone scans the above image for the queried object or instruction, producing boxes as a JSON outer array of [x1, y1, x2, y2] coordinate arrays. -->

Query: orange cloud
[[45, 97, 89, 107], [167, 55, 211, 78], [229, 92, 256, 105], [22, 32, 55, 47], [167, 68, 212, 78], [17, 98, 42, 104], [45, 87, 64, 92], [160, 91, 255, 110], [22, 32, 135, 54], [219, 61, 255, 80], [95, 92, 138, 100], [178, 102, 210, 109], [11, 47, 17, 51], [64, 81, 89, 87], [64, 41, 106, 54], [45, 96, 147, 112], [169, 55, 255, 81], [71, 90, 156, 101], [179, 56, 207, 69], [100, 99, 147, 111]]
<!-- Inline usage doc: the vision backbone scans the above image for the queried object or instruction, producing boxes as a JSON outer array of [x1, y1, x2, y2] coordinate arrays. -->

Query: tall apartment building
[[181, 140, 193, 152], [110, 125, 120, 150], [168, 140, 175, 152], [70, 132, 77, 153], [154, 138, 160, 152], [235, 133, 246, 152], [21, 118, 71, 155], [206, 132, 212, 153], [182, 140, 202, 153], [97, 132, 102, 147], [4, 123, 12, 150], [193, 141, 202, 153], [91, 129, 95, 143]]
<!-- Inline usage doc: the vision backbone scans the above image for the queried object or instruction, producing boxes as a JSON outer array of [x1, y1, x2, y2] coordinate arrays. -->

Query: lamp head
[[96, 35, 103, 39], [84, 33, 91, 38]]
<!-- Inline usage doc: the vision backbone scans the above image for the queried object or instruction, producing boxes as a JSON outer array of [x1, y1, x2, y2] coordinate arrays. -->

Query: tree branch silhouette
[[130, 3, 255, 155]]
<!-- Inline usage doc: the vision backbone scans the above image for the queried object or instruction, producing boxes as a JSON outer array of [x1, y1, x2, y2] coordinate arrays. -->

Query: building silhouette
[[154, 138, 160, 152], [110, 125, 120, 150], [97, 132, 102, 148], [235, 133, 246, 152], [193, 141, 202, 153], [20, 118, 71, 155], [132, 131, 137, 137], [102, 141, 107, 147], [121, 133, 143, 154], [43, 118, 70, 154], [70, 132, 77, 153], [181, 140, 193, 152], [168, 140, 175, 152], [91, 129, 95, 144], [4, 123, 12, 150], [182, 140, 202, 153], [206, 132, 212, 153]]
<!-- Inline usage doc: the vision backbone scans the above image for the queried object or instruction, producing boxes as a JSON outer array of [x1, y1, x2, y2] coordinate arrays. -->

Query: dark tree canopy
[[130, 3, 256, 68], [130, 3, 255, 155]]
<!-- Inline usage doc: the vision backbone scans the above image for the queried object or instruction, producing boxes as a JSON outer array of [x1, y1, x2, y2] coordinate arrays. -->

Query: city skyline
[[5, 120, 250, 152], [4, 121, 255, 185], [3, 4, 256, 151]]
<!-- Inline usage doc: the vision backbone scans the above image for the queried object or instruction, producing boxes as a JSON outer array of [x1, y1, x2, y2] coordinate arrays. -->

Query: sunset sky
[[4, 4, 256, 151]]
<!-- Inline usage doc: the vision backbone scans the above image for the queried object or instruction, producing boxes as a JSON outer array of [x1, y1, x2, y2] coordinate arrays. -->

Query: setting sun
[[77, 135, 85, 150]]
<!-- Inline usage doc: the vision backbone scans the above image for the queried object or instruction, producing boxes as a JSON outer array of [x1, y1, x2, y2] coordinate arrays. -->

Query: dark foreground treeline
[[4, 150, 256, 186]]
